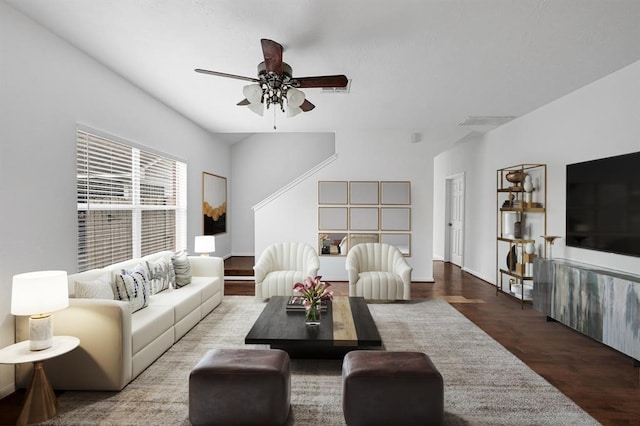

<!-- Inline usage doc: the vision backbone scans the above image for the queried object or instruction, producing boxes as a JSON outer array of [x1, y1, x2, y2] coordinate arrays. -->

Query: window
[[77, 129, 187, 271]]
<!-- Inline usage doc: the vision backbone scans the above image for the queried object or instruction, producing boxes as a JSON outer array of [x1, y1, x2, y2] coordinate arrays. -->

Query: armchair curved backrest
[[254, 242, 320, 299], [345, 243, 412, 300]]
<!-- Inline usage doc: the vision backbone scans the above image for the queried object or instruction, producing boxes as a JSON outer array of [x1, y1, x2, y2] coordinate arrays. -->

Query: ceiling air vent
[[458, 116, 517, 126], [322, 79, 352, 94]]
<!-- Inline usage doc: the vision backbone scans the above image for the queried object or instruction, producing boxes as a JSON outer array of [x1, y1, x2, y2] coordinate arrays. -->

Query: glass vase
[[305, 300, 321, 326]]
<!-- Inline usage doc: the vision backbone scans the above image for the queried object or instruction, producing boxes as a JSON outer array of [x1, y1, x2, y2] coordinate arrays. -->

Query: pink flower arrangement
[[293, 276, 333, 307]]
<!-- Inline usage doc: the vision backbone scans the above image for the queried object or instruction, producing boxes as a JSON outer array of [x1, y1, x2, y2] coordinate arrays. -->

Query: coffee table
[[245, 296, 383, 358]]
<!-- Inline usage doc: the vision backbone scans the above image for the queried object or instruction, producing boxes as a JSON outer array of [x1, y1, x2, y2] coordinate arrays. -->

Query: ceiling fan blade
[[195, 68, 259, 83], [261, 39, 284, 74], [237, 98, 250, 106], [300, 99, 315, 112], [294, 75, 348, 88]]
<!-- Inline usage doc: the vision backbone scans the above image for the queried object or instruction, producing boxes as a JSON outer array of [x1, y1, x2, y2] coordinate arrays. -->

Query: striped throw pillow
[[171, 251, 192, 288], [114, 271, 149, 313]]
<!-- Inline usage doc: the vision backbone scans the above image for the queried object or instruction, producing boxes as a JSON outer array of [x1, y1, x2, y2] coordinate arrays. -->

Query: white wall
[[0, 3, 230, 397], [255, 129, 436, 282], [230, 133, 335, 255], [434, 59, 640, 283]]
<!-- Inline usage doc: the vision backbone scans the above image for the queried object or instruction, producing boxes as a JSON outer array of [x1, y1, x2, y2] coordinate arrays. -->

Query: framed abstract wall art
[[203, 172, 227, 235]]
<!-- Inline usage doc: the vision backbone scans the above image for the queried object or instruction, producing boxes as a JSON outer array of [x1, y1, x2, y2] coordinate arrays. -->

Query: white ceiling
[[7, 0, 640, 149]]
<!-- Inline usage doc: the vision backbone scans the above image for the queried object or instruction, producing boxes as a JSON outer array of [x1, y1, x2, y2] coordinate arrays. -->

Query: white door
[[447, 174, 465, 266]]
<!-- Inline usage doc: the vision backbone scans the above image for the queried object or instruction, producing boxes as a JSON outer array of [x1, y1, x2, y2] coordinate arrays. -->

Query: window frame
[[76, 128, 187, 271]]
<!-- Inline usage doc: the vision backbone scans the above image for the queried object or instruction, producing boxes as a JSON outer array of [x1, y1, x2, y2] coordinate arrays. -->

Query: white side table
[[0, 335, 80, 425]]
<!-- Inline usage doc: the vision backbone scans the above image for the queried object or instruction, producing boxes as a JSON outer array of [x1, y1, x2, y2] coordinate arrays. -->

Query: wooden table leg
[[17, 361, 58, 426]]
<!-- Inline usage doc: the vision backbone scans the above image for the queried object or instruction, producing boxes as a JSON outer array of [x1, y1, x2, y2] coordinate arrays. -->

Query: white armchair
[[345, 243, 412, 300], [254, 242, 320, 299]]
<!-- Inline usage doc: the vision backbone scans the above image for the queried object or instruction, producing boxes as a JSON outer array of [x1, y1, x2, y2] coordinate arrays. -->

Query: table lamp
[[11, 271, 69, 351], [194, 235, 216, 256]]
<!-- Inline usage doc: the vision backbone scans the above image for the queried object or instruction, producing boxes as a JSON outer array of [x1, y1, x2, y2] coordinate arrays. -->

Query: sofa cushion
[[114, 272, 150, 313], [146, 258, 174, 295], [171, 251, 192, 288], [149, 286, 201, 323], [75, 274, 114, 300], [131, 305, 174, 355]]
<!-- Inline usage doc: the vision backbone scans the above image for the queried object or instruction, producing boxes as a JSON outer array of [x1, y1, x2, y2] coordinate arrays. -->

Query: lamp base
[[29, 314, 53, 351]]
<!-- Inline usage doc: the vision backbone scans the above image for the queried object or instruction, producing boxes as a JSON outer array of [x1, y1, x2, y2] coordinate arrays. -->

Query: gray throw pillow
[[171, 251, 192, 288]]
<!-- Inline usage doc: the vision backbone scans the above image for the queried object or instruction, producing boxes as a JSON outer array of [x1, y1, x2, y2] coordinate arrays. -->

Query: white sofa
[[254, 242, 320, 299], [15, 250, 224, 391], [345, 243, 412, 300]]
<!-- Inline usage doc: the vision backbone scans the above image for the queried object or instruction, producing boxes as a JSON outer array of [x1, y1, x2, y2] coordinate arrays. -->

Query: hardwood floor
[[227, 257, 640, 426], [1, 258, 638, 425]]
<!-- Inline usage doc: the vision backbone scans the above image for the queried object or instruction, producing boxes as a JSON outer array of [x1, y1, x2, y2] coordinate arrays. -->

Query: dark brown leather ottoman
[[189, 348, 291, 425], [342, 350, 444, 426]]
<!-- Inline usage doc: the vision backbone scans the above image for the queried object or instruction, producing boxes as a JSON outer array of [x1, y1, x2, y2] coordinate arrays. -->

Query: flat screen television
[[566, 151, 640, 257]]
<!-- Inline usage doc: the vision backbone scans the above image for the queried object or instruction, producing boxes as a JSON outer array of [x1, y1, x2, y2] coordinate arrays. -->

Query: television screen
[[566, 151, 640, 257]]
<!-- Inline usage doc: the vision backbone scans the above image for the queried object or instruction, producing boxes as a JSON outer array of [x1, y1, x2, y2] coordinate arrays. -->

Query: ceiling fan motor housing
[[257, 61, 297, 110]]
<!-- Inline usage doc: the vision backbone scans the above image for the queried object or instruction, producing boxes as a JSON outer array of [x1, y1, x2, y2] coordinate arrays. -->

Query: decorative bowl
[[505, 170, 524, 186]]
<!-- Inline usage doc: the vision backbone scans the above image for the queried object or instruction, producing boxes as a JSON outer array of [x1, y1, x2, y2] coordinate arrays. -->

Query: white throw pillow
[[75, 274, 114, 300]]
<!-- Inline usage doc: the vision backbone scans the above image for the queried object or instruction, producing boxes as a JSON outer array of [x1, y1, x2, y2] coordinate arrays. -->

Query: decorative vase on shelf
[[523, 174, 534, 205], [506, 245, 517, 271], [525, 242, 535, 255], [514, 221, 522, 239], [523, 174, 534, 193]]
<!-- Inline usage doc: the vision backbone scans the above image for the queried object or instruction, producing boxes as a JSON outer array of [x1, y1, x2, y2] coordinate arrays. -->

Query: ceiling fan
[[195, 39, 349, 119]]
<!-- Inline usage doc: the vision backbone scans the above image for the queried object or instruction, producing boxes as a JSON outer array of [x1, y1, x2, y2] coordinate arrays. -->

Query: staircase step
[[224, 256, 255, 277]]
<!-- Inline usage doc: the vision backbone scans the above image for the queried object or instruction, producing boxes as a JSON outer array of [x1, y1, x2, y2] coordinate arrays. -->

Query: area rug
[[45, 296, 599, 425]]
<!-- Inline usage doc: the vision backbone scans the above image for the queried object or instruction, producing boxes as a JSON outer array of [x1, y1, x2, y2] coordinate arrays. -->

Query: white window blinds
[[77, 129, 187, 271]]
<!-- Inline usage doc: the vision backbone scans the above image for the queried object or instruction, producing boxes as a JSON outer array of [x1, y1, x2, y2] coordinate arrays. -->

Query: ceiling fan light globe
[[248, 102, 264, 116], [286, 105, 302, 117], [243, 84, 264, 104], [286, 88, 305, 107]]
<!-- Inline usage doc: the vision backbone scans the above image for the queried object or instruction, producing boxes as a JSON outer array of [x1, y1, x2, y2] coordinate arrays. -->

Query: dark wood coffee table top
[[244, 296, 382, 357]]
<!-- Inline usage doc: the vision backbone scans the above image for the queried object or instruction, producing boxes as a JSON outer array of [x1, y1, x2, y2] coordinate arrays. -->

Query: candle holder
[[541, 235, 561, 259]]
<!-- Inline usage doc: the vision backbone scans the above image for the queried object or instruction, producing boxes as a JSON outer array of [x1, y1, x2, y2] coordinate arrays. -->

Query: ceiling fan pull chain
[[273, 106, 277, 130]]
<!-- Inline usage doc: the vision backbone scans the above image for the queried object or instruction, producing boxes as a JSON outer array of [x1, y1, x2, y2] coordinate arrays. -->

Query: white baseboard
[[432, 254, 445, 261], [461, 267, 496, 285]]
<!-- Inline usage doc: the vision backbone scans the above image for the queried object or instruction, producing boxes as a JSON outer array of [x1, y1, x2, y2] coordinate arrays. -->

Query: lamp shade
[[286, 88, 305, 108], [247, 102, 264, 116], [11, 270, 69, 316], [243, 84, 263, 104], [194, 235, 216, 254], [286, 105, 302, 117]]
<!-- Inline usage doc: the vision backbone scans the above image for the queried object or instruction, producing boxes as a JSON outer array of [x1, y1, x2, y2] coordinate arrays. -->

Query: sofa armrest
[[188, 255, 224, 279], [15, 298, 132, 391]]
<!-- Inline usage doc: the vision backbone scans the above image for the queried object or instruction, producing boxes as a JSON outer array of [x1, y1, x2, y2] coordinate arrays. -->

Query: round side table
[[0, 335, 80, 426]]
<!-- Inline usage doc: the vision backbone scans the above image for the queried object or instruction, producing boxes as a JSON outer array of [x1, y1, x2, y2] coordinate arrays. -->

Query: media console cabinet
[[533, 258, 640, 363]]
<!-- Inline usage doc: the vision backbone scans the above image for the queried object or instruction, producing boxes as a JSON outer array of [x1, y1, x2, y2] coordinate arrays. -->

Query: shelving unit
[[317, 181, 412, 257], [496, 164, 547, 307]]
